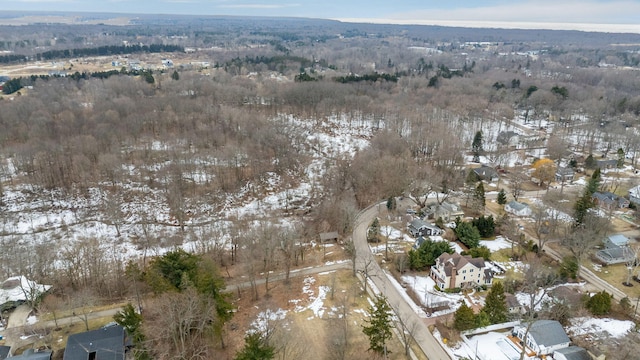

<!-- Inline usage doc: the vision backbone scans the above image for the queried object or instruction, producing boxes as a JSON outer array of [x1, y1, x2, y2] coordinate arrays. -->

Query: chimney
[[449, 265, 457, 289]]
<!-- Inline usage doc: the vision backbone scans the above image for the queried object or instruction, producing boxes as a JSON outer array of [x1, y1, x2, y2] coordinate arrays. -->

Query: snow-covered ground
[[480, 236, 513, 252], [568, 317, 634, 339], [0, 276, 51, 305], [400, 274, 465, 316], [453, 331, 521, 360]]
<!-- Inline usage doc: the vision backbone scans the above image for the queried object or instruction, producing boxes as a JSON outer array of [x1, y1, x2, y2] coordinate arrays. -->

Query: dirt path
[[7, 304, 31, 329]]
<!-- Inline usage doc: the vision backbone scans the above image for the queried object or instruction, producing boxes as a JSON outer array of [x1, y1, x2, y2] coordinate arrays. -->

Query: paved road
[[354, 204, 452, 360], [543, 246, 627, 300]]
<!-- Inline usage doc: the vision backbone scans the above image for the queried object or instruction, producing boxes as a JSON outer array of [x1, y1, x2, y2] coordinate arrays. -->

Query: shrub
[[586, 291, 612, 315]]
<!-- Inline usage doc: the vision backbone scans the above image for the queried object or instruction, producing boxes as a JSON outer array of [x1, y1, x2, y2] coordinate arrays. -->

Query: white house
[[505, 201, 532, 217], [513, 320, 570, 356]]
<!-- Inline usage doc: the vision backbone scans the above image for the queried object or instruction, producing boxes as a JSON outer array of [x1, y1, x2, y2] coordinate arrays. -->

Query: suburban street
[[353, 204, 452, 360]]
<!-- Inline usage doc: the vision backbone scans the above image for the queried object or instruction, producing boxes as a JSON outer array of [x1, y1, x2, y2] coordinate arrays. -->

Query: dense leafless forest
[[1, 14, 640, 359]]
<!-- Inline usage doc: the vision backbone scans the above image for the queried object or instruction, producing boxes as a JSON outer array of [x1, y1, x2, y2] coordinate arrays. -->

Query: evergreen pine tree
[[454, 302, 476, 331], [362, 295, 394, 355], [367, 218, 380, 242], [234, 333, 275, 360], [474, 182, 486, 211], [617, 148, 625, 168], [472, 131, 483, 163], [482, 281, 508, 324], [497, 188, 507, 205]]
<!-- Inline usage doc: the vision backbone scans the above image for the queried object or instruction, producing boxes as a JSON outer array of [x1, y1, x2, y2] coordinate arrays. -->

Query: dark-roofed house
[[513, 320, 570, 356], [407, 219, 442, 237], [596, 159, 618, 170], [473, 166, 499, 182], [0, 345, 10, 360], [430, 253, 492, 289], [592, 191, 629, 210], [9, 349, 52, 360], [554, 346, 591, 360], [64, 325, 127, 360], [496, 131, 520, 147]]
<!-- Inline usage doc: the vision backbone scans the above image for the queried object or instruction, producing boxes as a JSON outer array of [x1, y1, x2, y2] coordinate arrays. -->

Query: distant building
[[595, 234, 635, 265], [473, 166, 499, 182], [423, 201, 464, 222], [505, 201, 532, 217], [555, 167, 575, 183], [629, 185, 640, 205], [592, 191, 629, 210]]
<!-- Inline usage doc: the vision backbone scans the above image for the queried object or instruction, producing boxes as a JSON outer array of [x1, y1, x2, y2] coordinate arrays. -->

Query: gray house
[[555, 167, 575, 182], [596, 234, 635, 265], [64, 325, 127, 360], [554, 346, 591, 360], [592, 191, 630, 210], [9, 350, 52, 360], [505, 201, 532, 217], [513, 320, 570, 356], [596, 159, 618, 169], [407, 219, 442, 237], [0, 346, 10, 360], [473, 166, 499, 182], [423, 201, 464, 222]]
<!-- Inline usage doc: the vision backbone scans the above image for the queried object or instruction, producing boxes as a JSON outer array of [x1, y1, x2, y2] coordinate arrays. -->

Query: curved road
[[354, 204, 452, 360]]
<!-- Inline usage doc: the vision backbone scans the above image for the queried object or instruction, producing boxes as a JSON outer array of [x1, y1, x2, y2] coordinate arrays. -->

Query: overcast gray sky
[[4, 0, 640, 32]]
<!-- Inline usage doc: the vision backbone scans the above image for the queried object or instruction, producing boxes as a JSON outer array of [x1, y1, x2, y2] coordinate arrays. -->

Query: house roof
[[0, 346, 10, 360], [554, 346, 591, 360], [505, 293, 520, 309], [409, 218, 429, 230], [64, 325, 126, 360], [630, 185, 640, 198], [592, 191, 619, 204], [527, 320, 570, 348], [437, 253, 485, 276], [496, 131, 519, 145], [319, 232, 339, 242], [596, 159, 618, 167], [473, 166, 499, 180], [556, 167, 575, 176], [506, 201, 529, 212], [607, 234, 630, 247], [9, 349, 52, 360]]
